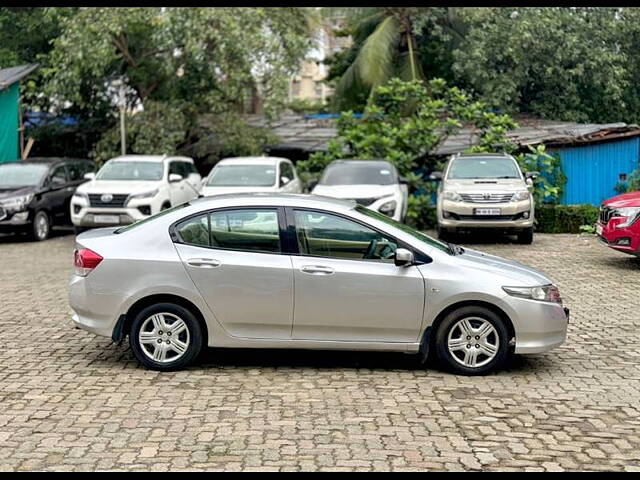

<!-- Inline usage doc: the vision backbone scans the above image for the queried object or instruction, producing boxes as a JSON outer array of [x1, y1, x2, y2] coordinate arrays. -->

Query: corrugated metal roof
[[0, 64, 39, 92], [247, 114, 640, 156]]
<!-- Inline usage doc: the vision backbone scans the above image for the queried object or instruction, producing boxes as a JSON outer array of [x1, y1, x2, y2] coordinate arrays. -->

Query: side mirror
[[50, 176, 65, 188], [307, 179, 318, 192], [169, 173, 183, 183], [84, 172, 96, 181], [526, 172, 539, 180], [394, 248, 414, 267], [429, 171, 443, 181], [280, 176, 291, 187]]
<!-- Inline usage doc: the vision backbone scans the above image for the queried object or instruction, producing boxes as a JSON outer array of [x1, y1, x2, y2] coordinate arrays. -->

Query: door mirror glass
[[84, 172, 96, 181], [169, 173, 183, 183], [394, 248, 414, 267]]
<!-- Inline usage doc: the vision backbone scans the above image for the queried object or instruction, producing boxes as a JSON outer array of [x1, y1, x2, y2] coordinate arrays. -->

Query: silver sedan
[[69, 193, 569, 375]]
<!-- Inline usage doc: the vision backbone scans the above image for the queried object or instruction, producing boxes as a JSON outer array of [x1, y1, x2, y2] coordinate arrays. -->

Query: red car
[[597, 191, 640, 255]]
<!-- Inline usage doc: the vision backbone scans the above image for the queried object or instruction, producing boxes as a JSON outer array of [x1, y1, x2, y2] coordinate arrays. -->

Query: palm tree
[[327, 7, 466, 109]]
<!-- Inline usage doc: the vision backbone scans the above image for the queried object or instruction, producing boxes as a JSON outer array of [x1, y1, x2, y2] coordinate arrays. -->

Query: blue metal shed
[[549, 137, 640, 206]]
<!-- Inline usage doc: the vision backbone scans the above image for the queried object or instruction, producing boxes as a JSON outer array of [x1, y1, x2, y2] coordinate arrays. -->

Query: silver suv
[[434, 153, 536, 244]]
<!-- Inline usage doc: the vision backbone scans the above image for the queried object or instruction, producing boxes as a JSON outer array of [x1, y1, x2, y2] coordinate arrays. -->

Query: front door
[[289, 209, 425, 343], [173, 208, 294, 339]]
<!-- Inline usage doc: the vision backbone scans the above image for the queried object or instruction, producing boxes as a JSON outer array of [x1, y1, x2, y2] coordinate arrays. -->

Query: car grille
[[599, 206, 616, 224], [88, 194, 129, 208], [459, 193, 514, 203], [352, 197, 378, 207], [452, 213, 526, 221]]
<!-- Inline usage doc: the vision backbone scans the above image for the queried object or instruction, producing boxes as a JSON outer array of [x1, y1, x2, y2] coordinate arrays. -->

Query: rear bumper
[[69, 274, 121, 338]]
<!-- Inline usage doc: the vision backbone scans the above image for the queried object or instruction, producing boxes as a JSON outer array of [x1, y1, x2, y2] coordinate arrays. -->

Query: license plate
[[596, 224, 603, 236], [94, 215, 120, 224], [475, 208, 501, 216]]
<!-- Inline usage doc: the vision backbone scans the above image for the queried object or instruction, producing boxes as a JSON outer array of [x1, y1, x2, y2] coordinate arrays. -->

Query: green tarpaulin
[[0, 83, 19, 163]]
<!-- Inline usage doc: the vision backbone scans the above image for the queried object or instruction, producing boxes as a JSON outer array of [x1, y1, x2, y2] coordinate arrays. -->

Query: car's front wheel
[[129, 303, 203, 371], [29, 210, 50, 241], [517, 227, 534, 245], [435, 306, 511, 376]]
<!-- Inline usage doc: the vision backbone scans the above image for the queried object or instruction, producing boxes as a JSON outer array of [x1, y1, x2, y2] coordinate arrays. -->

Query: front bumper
[[597, 220, 640, 255], [0, 211, 32, 233], [438, 198, 534, 229], [503, 295, 569, 354]]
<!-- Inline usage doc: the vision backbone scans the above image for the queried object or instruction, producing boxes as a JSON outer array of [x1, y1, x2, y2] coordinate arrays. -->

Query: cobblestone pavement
[[0, 230, 639, 471]]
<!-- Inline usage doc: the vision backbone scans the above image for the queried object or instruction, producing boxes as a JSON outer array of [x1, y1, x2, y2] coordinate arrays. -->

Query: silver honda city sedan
[[69, 193, 569, 375]]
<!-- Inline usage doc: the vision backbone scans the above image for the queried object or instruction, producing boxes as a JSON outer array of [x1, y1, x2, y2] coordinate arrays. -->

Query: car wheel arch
[[118, 294, 209, 344], [426, 300, 516, 352]]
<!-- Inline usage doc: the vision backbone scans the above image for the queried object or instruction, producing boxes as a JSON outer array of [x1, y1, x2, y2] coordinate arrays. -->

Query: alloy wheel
[[138, 313, 191, 364], [447, 317, 500, 368]]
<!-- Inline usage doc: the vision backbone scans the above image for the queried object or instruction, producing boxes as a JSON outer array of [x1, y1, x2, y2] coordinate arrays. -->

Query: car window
[[319, 162, 397, 186], [280, 162, 294, 182], [169, 162, 184, 178], [207, 164, 277, 187], [447, 157, 522, 180], [49, 165, 68, 185], [176, 209, 281, 254], [67, 161, 92, 181], [294, 210, 398, 262], [98, 161, 164, 181]]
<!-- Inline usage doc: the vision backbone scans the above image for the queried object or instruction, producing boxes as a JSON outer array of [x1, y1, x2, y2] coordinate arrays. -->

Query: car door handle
[[300, 265, 335, 275], [187, 258, 221, 268]]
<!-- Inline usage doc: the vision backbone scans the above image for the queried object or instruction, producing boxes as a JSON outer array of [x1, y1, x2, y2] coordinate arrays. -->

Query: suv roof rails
[[454, 152, 512, 158]]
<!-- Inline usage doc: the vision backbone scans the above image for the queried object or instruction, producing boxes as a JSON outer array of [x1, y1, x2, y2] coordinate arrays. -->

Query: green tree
[[325, 7, 465, 111], [44, 7, 312, 118], [297, 78, 517, 229], [452, 7, 627, 123]]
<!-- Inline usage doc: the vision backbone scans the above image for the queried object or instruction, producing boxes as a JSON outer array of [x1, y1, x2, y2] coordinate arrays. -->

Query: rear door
[[173, 207, 294, 339]]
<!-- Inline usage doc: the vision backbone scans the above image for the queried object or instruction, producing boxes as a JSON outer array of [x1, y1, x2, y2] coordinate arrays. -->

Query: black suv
[[0, 158, 95, 241]]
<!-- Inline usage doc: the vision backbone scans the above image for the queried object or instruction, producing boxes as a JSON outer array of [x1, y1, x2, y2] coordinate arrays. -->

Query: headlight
[[442, 191, 462, 202], [614, 207, 640, 228], [72, 192, 89, 202], [378, 200, 397, 216], [511, 191, 530, 202], [0, 194, 34, 213], [503, 285, 563, 304], [127, 189, 159, 204]]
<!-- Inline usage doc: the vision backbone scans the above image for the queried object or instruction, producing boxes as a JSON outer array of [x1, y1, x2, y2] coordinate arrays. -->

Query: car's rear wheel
[[517, 227, 534, 245], [435, 306, 510, 376], [29, 210, 50, 241], [129, 303, 203, 371]]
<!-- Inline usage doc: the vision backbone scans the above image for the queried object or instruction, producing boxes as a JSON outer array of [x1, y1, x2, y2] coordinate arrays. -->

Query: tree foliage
[[297, 78, 517, 229]]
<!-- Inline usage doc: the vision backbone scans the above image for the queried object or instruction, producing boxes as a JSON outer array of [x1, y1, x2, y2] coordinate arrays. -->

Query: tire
[[129, 303, 203, 371], [435, 306, 511, 376], [437, 226, 449, 241], [517, 227, 534, 245], [161, 202, 171, 211], [29, 210, 50, 242]]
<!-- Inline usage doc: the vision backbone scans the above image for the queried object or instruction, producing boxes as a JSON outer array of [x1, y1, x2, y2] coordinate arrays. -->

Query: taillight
[[74, 248, 103, 277]]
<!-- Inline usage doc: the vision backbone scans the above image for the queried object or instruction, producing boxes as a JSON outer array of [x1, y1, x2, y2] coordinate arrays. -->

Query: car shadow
[[0, 226, 74, 244]]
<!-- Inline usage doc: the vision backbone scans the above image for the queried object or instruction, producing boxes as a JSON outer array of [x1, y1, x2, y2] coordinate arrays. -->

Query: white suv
[[311, 160, 408, 222], [71, 155, 201, 231], [201, 157, 302, 196]]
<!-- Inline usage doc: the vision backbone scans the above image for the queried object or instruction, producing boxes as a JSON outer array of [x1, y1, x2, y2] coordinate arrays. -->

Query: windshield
[[0, 163, 49, 188], [208, 165, 276, 187], [448, 157, 521, 180], [97, 161, 164, 181], [320, 163, 396, 186], [355, 205, 452, 255]]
